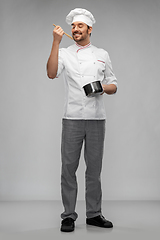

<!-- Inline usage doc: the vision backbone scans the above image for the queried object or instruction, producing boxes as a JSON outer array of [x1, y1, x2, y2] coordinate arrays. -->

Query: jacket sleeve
[[56, 49, 65, 78], [103, 52, 118, 89]]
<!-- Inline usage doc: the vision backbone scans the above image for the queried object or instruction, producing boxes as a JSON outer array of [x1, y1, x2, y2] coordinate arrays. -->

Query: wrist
[[53, 39, 60, 46]]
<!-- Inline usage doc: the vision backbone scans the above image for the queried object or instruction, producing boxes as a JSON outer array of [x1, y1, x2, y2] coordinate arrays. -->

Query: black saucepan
[[83, 81, 103, 97]]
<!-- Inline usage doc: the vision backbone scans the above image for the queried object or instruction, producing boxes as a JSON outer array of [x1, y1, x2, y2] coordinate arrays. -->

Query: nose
[[74, 25, 79, 31]]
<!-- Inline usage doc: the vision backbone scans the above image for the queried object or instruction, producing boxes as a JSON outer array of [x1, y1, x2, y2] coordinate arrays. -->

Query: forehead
[[71, 21, 87, 26]]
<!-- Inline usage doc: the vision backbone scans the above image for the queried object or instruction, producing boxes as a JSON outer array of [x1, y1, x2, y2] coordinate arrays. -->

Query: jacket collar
[[75, 42, 91, 52]]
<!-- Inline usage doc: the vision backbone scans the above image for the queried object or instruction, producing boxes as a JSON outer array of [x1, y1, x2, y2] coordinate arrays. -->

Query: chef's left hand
[[101, 84, 117, 95]]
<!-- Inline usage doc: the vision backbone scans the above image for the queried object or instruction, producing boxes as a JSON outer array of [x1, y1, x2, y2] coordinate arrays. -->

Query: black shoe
[[60, 217, 75, 232], [86, 215, 113, 228]]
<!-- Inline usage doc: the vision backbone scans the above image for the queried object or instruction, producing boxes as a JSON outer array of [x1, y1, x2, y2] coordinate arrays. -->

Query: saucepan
[[83, 81, 104, 97]]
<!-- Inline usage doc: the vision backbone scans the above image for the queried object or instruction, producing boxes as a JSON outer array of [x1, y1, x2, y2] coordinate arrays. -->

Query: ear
[[88, 26, 92, 35]]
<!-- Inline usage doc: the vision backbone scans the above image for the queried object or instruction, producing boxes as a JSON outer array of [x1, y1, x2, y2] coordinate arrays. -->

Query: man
[[47, 8, 117, 232]]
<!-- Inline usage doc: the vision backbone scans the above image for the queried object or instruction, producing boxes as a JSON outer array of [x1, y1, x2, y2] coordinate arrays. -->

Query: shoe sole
[[61, 229, 74, 232], [60, 226, 75, 232], [86, 221, 113, 228]]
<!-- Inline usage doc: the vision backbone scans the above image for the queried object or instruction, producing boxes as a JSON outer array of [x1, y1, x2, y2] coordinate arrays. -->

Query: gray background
[[0, 0, 160, 201]]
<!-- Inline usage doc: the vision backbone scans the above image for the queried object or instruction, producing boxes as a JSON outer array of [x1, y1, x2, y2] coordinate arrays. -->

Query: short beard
[[73, 29, 89, 43]]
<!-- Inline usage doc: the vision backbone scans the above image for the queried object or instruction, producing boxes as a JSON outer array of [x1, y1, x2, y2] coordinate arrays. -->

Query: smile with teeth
[[73, 32, 82, 36]]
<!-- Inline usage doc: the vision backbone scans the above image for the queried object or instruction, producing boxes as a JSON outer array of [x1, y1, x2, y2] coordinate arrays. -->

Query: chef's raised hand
[[47, 26, 64, 79], [53, 26, 64, 43]]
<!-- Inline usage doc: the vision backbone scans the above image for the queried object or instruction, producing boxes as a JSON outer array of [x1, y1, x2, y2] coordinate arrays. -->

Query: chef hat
[[66, 8, 96, 27]]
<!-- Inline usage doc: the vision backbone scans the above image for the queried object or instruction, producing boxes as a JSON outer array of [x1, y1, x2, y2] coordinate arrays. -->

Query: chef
[[47, 8, 117, 232]]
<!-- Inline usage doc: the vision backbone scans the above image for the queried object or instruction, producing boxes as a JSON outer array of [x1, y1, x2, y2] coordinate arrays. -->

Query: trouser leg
[[84, 120, 105, 218], [61, 119, 85, 220]]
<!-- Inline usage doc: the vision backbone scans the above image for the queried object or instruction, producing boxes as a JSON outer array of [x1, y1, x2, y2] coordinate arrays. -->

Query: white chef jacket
[[56, 42, 117, 119]]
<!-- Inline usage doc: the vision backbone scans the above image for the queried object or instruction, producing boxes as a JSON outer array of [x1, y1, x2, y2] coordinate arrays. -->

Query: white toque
[[66, 8, 96, 27]]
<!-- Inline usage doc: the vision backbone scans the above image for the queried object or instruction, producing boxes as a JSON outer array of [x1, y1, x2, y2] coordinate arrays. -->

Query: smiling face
[[71, 21, 92, 46]]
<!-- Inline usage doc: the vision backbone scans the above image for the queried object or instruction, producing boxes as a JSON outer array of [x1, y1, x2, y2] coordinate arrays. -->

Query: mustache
[[73, 31, 82, 35]]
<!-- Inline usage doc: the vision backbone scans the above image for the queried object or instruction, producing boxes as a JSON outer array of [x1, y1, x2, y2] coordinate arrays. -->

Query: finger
[[54, 27, 64, 35], [57, 29, 64, 36], [55, 26, 63, 32], [55, 25, 61, 30]]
